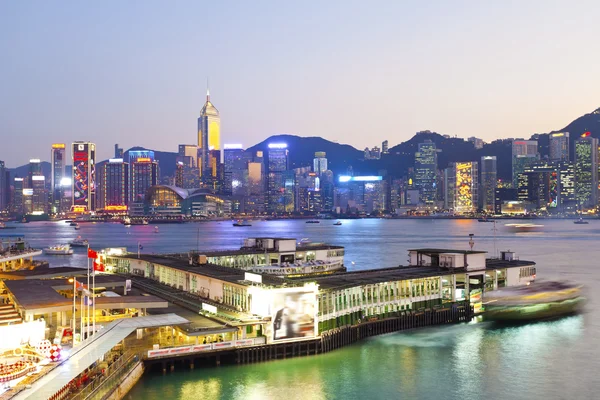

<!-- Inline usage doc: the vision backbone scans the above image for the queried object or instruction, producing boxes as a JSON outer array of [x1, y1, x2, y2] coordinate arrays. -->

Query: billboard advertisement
[[272, 290, 316, 341], [73, 145, 89, 206]]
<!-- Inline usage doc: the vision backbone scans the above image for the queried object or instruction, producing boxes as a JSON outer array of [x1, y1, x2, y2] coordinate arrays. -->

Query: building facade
[[549, 132, 569, 162], [574, 136, 599, 208], [313, 152, 328, 176], [414, 140, 438, 205], [480, 156, 497, 212], [50, 144, 66, 214], [512, 140, 539, 188], [72, 142, 96, 212], [267, 144, 289, 213], [129, 150, 159, 204], [102, 159, 129, 211]]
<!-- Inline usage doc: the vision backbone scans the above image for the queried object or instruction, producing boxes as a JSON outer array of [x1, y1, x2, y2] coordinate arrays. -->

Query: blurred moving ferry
[[484, 281, 585, 321]]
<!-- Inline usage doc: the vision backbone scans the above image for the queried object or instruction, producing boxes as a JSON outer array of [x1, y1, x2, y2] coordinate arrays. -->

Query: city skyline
[[3, 1, 600, 166]]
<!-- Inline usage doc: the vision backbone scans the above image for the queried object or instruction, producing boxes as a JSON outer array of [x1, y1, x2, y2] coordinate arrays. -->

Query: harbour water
[[4, 219, 600, 399]]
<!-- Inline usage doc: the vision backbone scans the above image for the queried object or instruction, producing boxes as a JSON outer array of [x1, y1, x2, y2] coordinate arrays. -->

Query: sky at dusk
[[1, 1, 600, 167]]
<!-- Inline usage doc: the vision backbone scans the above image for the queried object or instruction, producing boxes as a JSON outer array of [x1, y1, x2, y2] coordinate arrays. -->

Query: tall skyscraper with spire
[[197, 87, 221, 178]]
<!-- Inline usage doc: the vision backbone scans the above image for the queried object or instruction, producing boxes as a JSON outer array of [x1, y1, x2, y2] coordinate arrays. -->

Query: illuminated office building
[[512, 140, 539, 187], [129, 150, 159, 203], [224, 144, 247, 196], [72, 142, 96, 212], [13, 178, 24, 214], [178, 144, 199, 168], [382, 140, 389, 154], [549, 132, 569, 162], [414, 140, 438, 205], [31, 176, 47, 213], [517, 163, 559, 210], [480, 156, 497, 212], [558, 161, 576, 211], [267, 144, 289, 213], [102, 159, 129, 211], [246, 160, 265, 214], [197, 89, 220, 176], [175, 162, 184, 188], [335, 176, 387, 214], [313, 152, 328, 175], [574, 135, 598, 207], [50, 144, 66, 213], [446, 162, 478, 214]]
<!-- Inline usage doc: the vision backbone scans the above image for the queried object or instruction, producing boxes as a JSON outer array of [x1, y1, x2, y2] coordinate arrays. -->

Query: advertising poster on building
[[73, 145, 89, 206], [272, 290, 316, 341]]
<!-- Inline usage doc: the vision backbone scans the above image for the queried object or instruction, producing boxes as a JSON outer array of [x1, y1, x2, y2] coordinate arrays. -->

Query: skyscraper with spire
[[197, 87, 221, 178]]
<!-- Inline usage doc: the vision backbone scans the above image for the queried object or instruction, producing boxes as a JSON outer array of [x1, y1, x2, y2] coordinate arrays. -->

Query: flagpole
[[86, 244, 90, 340], [92, 266, 96, 335], [80, 289, 84, 343]]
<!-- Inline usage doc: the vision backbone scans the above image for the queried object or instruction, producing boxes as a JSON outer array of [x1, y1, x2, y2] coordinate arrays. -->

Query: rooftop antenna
[[206, 77, 210, 102], [468, 234, 475, 250]]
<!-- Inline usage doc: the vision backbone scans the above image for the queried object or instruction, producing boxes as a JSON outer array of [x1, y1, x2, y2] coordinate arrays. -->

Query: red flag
[[93, 260, 105, 272], [87, 248, 98, 259]]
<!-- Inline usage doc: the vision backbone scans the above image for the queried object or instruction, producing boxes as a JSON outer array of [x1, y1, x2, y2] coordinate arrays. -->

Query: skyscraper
[[197, 89, 220, 177], [480, 156, 497, 212], [313, 152, 328, 175], [51, 144, 66, 213], [102, 158, 129, 211], [574, 136, 598, 207], [13, 178, 24, 215], [129, 150, 159, 203], [448, 162, 478, 214], [382, 140, 389, 154], [512, 140, 539, 187], [549, 132, 570, 162], [72, 142, 96, 212], [224, 144, 246, 196], [414, 140, 438, 205], [558, 161, 576, 211], [267, 143, 289, 213]]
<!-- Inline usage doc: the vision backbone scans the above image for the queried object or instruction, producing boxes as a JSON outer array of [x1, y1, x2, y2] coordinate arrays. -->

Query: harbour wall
[[145, 305, 473, 373]]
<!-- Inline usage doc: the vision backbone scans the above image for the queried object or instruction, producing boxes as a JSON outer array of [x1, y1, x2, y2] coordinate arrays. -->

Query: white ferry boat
[[44, 244, 74, 255], [69, 236, 89, 247]]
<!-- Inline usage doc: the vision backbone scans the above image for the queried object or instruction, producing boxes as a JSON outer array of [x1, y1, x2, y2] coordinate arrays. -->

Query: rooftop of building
[[125, 254, 290, 287], [0, 265, 84, 280], [3, 276, 144, 312], [408, 248, 488, 255], [289, 258, 536, 291]]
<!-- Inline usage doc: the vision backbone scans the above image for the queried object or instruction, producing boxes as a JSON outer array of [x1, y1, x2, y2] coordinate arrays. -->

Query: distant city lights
[[224, 144, 243, 150], [60, 177, 72, 187], [109, 158, 124, 163], [338, 175, 383, 183], [268, 143, 288, 149]]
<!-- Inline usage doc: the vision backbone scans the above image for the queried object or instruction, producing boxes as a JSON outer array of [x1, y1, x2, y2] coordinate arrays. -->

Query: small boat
[[574, 218, 589, 225], [142, 220, 149, 225], [233, 220, 252, 227], [0, 222, 15, 230], [478, 218, 494, 222], [74, 223, 81, 230], [123, 217, 131, 226], [69, 221, 78, 227], [306, 220, 320, 224], [154, 226, 159, 233], [44, 244, 74, 255], [69, 236, 89, 247], [505, 223, 544, 233], [484, 280, 586, 322], [333, 221, 342, 226]]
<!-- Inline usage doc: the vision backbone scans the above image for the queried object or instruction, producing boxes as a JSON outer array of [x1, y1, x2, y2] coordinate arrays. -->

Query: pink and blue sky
[[1, 0, 600, 166]]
